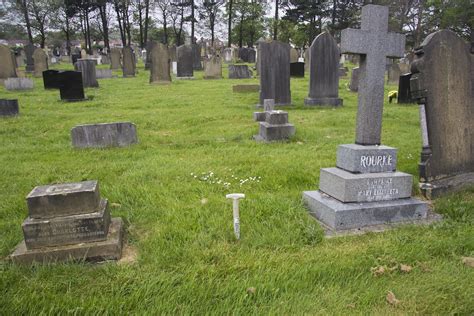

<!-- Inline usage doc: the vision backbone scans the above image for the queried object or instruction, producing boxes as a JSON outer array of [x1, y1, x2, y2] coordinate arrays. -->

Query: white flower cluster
[[190, 170, 261, 189]]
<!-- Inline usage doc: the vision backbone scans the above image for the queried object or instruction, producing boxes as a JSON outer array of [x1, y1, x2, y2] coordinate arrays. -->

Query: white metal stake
[[226, 193, 245, 240]]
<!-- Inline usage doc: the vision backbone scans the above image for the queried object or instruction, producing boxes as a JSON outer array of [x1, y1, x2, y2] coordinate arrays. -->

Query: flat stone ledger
[[26, 180, 100, 219], [303, 191, 428, 231], [336, 144, 397, 173], [4, 78, 34, 91], [232, 84, 259, 93], [319, 167, 412, 203], [0, 99, 19, 116], [71, 122, 138, 148], [11, 217, 124, 264], [22, 198, 110, 249]]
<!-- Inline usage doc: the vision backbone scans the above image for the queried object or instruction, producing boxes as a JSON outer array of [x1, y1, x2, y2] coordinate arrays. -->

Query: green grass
[[0, 62, 473, 314]]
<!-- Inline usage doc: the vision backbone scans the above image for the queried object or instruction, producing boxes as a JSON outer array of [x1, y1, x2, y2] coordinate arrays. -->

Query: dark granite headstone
[[305, 32, 342, 106], [24, 43, 35, 72], [397, 73, 413, 103], [228, 64, 252, 79], [75, 59, 99, 88], [248, 48, 256, 63], [192, 44, 202, 70], [58, 71, 86, 101], [71, 54, 81, 65], [42, 70, 61, 89], [145, 41, 156, 70], [290, 62, 305, 77], [177, 44, 194, 78], [259, 40, 291, 106], [0, 99, 19, 116], [411, 30, 474, 198], [238, 47, 249, 62]]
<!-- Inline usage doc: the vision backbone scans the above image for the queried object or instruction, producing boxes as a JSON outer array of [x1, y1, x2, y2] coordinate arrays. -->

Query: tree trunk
[[138, 0, 144, 48], [238, 15, 243, 48], [191, 0, 195, 43], [85, 8, 92, 54], [227, 0, 232, 47], [65, 15, 71, 55], [99, 5, 110, 51], [144, 0, 150, 45], [21, 0, 34, 43], [163, 11, 168, 44], [273, 0, 279, 40], [114, 1, 126, 46]]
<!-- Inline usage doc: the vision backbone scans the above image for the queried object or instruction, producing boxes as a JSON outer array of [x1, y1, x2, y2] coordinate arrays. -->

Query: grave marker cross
[[341, 5, 405, 145]]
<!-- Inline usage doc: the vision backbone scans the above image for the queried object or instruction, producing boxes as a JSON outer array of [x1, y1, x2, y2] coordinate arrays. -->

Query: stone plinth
[[254, 107, 295, 142], [4, 78, 34, 91], [71, 122, 138, 148], [0, 99, 19, 116]]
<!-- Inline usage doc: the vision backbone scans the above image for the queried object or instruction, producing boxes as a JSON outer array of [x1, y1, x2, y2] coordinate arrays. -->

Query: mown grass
[[0, 61, 473, 314]]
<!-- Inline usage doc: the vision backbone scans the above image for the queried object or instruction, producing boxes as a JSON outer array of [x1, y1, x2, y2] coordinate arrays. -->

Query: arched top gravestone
[[33, 48, 48, 78], [122, 46, 136, 77], [0, 45, 17, 79], [149, 43, 171, 84]]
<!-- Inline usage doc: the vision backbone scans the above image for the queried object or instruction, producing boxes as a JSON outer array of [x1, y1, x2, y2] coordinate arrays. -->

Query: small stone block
[[336, 144, 397, 173], [71, 122, 138, 148], [265, 111, 289, 125], [4, 78, 34, 91], [263, 99, 275, 111], [232, 84, 259, 93], [258, 122, 295, 141], [10, 217, 124, 264], [23, 198, 111, 249], [0, 99, 19, 116], [303, 190, 428, 231], [26, 180, 101, 219], [319, 167, 412, 203], [253, 112, 266, 122]]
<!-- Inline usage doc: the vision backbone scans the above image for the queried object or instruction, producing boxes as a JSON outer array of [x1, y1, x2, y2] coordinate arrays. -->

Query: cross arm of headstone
[[340, 29, 371, 55]]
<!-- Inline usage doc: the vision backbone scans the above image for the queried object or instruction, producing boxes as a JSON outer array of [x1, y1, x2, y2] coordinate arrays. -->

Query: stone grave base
[[303, 190, 430, 232], [233, 84, 259, 93], [175, 77, 195, 80], [420, 172, 474, 199], [304, 97, 343, 107], [10, 218, 124, 264], [254, 122, 295, 142]]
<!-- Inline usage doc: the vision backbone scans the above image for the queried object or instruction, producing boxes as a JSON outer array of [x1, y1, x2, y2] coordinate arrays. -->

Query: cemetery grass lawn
[[0, 63, 473, 314]]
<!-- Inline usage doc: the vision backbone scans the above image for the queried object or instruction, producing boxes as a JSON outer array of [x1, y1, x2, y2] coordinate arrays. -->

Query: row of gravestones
[[1, 4, 473, 263]]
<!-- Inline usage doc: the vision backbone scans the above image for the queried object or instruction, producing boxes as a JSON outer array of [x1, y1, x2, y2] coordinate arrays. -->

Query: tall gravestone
[[150, 43, 171, 84], [33, 48, 48, 77], [303, 5, 429, 233], [259, 40, 291, 106], [110, 48, 121, 70], [305, 32, 342, 106], [43, 70, 61, 89], [387, 63, 401, 84], [290, 48, 299, 63], [192, 44, 202, 70], [204, 56, 222, 79], [145, 41, 156, 70], [0, 45, 17, 80], [397, 73, 413, 103], [10, 181, 124, 264], [410, 30, 474, 198], [248, 48, 256, 63], [75, 59, 99, 88], [349, 67, 360, 92], [59, 71, 86, 101], [177, 45, 194, 78], [24, 43, 35, 72], [122, 46, 136, 77]]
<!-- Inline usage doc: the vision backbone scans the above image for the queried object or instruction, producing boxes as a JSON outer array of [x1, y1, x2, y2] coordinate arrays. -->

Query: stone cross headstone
[[253, 99, 295, 142], [259, 40, 291, 106], [203, 56, 222, 79], [0, 44, 17, 80], [110, 48, 121, 70], [75, 59, 99, 88], [410, 30, 474, 198], [305, 32, 342, 106], [33, 48, 48, 77], [58, 71, 86, 101], [122, 46, 136, 77], [303, 5, 430, 234], [349, 67, 360, 92], [24, 43, 35, 72], [0, 99, 19, 116], [177, 44, 194, 78], [150, 43, 171, 84], [71, 122, 138, 148], [4, 78, 34, 91], [10, 180, 124, 264]]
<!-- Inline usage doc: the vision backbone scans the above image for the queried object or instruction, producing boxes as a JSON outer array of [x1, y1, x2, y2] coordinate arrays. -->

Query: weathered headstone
[[348, 67, 360, 92], [303, 5, 430, 233], [74, 59, 99, 88], [81, 49, 87, 59], [110, 48, 121, 70], [169, 45, 177, 62], [177, 45, 194, 78], [58, 71, 86, 101], [145, 41, 156, 70], [259, 40, 291, 106], [397, 73, 413, 103], [149, 43, 171, 84], [290, 62, 305, 77], [228, 64, 252, 79], [122, 47, 136, 77], [24, 43, 35, 72], [411, 30, 474, 198], [387, 63, 401, 84], [223, 48, 233, 63], [43, 70, 61, 89], [0, 45, 17, 80], [192, 44, 202, 70], [96, 69, 114, 79], [203, 56, 222, 79], [0, 99, 19, 116], [290, 48, 299, 63], [33, 48, 48, 77], [71, 53, 81, 65], [238, 47, 249, 62], [248, 48, 256, 63], [232, 84, 260, 93], [305, 32, 342, 106], [4, 78, 34, 91], [253, 99, 295, 142], [10, 180, 124, 264], [304, 49, 310, 73], [71, 122, 138, 148]]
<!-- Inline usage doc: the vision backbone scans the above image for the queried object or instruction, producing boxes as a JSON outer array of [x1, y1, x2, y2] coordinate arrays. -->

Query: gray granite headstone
[[410, 30, 474, 198], [223, 48, 233, 63], [145, 41, 156, 70], [71, 122, 138, 148], [305, 32, 342, 106], [0, 99, 19, 116], [10, 180, 123, 264], [122, 47, 136, 77], [259, 40, 291, 106], [24, 43, 35, 72], [96, 69, 114, 79], [387, 63, 401, 84], [0, 45, 17, 80], [150, 43, 171, 84], [75, 59, 99, 88], [349, 67, 360, 92], [4, 78, 34, 90], [33, 48, 48, 77], [228, 65, 252, 79], [177, 44, 194, 78], [203, 56, 222, 79], [192, 44, 202, 70], [303, 5, 430, 234], [110, 48, 121, 70]]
